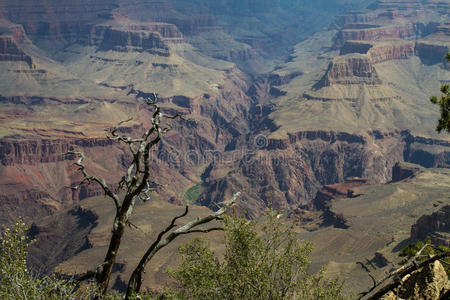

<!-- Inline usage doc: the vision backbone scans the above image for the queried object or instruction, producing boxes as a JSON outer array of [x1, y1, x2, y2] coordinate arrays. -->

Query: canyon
[[0, 0, 449, 296]]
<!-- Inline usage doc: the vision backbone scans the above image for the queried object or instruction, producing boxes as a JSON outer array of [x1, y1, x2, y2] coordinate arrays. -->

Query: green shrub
[[170, 212, 347, 300], [399, 237, 450, 275], [0, 218, 84, 299]]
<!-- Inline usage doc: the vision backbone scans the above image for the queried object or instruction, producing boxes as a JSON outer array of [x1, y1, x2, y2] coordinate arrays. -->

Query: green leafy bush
[[399, 236, 450, 275], [170, 212, 347, 300], [0, 218, 82, 299]]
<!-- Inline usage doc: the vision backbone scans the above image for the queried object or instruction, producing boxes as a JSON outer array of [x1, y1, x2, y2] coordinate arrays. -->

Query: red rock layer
[[335, 23, 423, 47], [88, 26, 170, 55], [0, 0, 116, 42], [198, 130, 450, 217], [317, 55, 382, 87], [368, 41, 415, 63], [0, 138, 112, 166], [0, 24, 33, 67]]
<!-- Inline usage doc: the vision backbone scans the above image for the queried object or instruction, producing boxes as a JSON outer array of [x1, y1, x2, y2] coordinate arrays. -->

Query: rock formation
[[317, 54, 382, 87], [411, 205, 450, 247], [0, 0, 448, 233], [380, 260, 449, 300]]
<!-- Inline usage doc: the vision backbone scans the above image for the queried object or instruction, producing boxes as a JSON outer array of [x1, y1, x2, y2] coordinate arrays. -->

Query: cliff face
[[0, 61, 254, 224], [0, 138, 111, 166], [415, 22, 450, 66], [0, 0, 116, 43], [391, 162, 422, 182], [411, 205, 450, 247], [0, 23, 33, 67], [368, 40, 415, 63], [198, 129, 450, 216], [317, 54, 382, 87], [0, 0, 448, 226], [88, 26, 170, 55], [335, 23, 424, 47], [0, 136, 116, 224]]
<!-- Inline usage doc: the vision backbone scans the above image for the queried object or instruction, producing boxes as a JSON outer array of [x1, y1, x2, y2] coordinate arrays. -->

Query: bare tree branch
[[67, 92, 200, 297], [125, 192, 240, 299], [360, 249, 450, 300], [66, 151, 121, 212]]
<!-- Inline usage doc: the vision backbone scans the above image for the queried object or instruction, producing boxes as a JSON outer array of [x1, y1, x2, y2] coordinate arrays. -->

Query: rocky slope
[[0, 0, 448, 225], [196, 0, 450, 214], [411, 205, 450, 246], [0, 0, 380, 225], [26, 162, 450, 296], [297, 163, 450, 295], [29, 196, 226, 291]]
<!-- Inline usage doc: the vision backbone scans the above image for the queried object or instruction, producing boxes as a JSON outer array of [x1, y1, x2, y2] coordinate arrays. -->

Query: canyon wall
[[0, 0, 448, 225], [411, 205, 450, 247], [317, 54, 382, 87], [198, 130, 450, 217]]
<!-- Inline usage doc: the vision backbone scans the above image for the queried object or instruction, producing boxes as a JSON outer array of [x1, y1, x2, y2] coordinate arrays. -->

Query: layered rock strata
[[198, 130, 450, 216], [411, 205, 450, 247]]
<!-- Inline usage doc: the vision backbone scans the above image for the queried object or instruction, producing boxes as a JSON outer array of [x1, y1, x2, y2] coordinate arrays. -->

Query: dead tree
[[125, 192, 240, 298], [67, 94, 239, 296]]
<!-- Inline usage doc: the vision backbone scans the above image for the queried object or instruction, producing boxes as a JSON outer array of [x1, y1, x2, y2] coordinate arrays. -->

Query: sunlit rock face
[[0, 0, 448, 224]]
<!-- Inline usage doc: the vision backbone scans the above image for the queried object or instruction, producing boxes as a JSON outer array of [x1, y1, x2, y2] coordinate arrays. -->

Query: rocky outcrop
[[0, 24, 33, 67], [334, 23, 424, 48], [403, 134, 450, 168], [316, 54, 382, 87], [340, 39, 415, 63], [198, 129, 450, 217], [416, 42, 449, 65], [0, 189, 55, 225], [89, 26, 170, 55], [391, 162, 422, 182], [333, 12, 378, 28], [380, 260, 449, 300], [368, 40, 415, 63], [0, 138, 112, 166], [312, 178, 368, 228], [170, 15, 218, 36], [0, 35, 33, 67], [411, 206, 450, 247], [415, 22, 450, 65]]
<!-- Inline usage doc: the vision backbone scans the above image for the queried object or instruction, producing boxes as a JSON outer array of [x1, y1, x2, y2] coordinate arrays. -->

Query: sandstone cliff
[[0, 22, 33, 67], [89, 26, 170, 55], [411, 205, 450, 247], [316, 54, 382, 87]]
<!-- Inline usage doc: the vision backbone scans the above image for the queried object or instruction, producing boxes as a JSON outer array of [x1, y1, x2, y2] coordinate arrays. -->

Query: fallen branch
[[360, 250, 450, 300]]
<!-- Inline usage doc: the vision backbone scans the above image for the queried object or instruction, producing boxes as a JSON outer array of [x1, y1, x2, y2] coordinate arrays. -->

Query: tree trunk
[[96, 218, 126, 294]]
